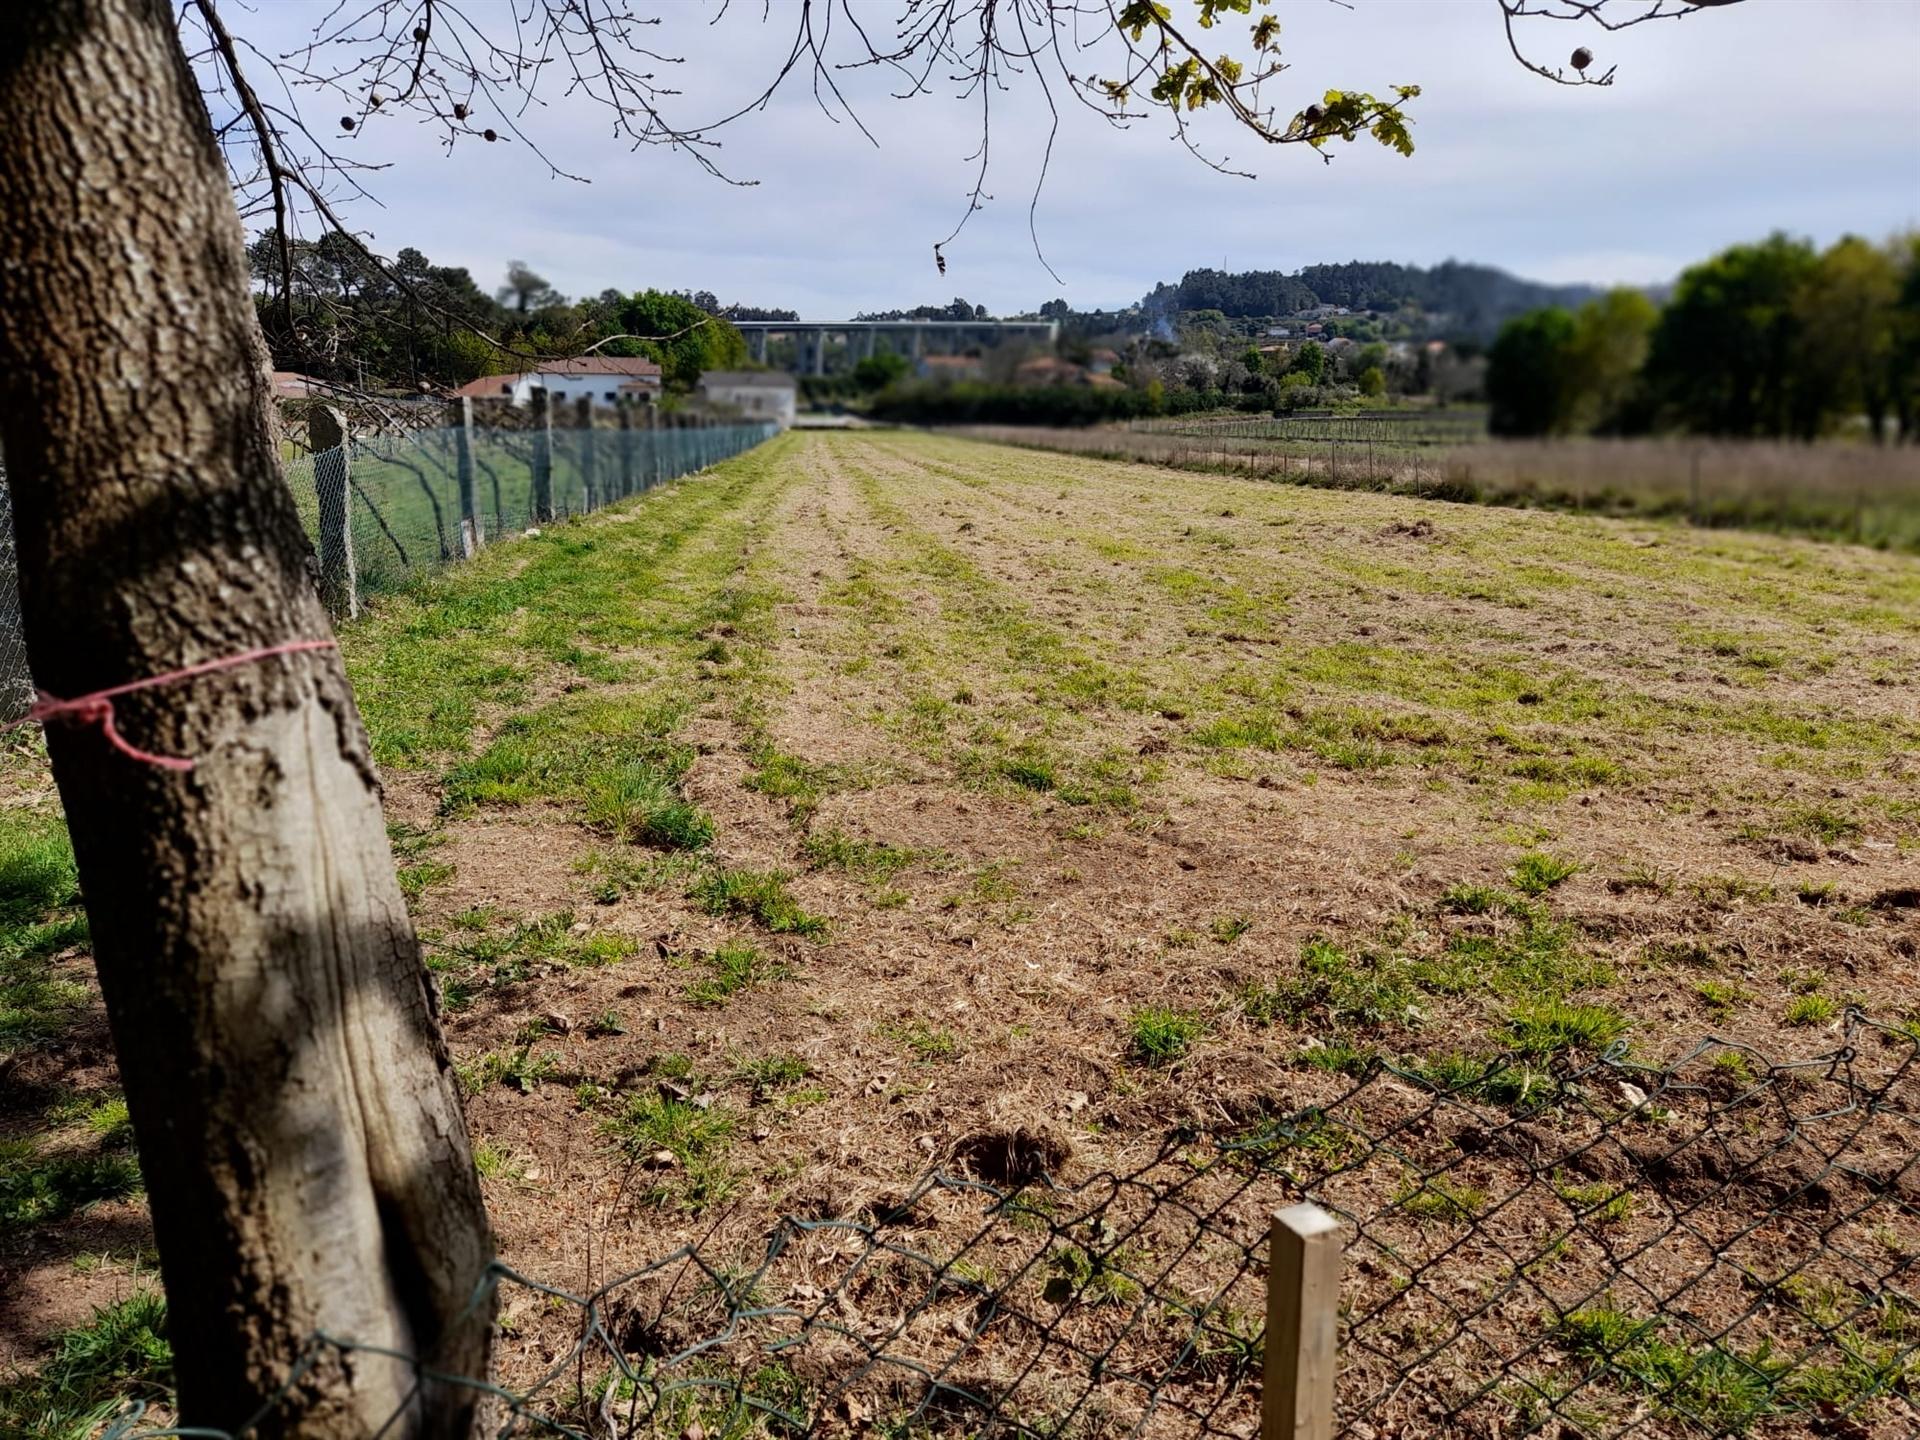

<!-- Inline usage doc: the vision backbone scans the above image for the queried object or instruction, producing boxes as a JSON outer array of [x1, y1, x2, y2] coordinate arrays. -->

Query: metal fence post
[[617, 398, 636, 499], [450, 396, 482, 557], [308, 404, 357, 620], [1263, 1203, 1340, 1440], [530, 386, 554, 523], [575, 396, 598, 511]]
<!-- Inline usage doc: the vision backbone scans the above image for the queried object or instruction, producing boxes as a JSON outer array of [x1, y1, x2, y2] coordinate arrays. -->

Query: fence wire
[[0, 454, 34, 722], [0, 416, 777, 708], [99, 1011, 1920, 1438], [288, 416, 780, 599]]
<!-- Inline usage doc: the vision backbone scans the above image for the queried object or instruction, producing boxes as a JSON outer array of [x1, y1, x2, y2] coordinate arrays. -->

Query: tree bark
[[0, 4, 494, 1435]]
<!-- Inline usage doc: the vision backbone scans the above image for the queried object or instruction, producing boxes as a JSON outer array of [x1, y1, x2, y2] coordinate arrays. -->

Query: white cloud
[[230, 0, 1920, 314]]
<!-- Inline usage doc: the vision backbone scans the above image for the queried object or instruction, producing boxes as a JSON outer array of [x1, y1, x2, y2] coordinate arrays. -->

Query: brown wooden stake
[[1263, 1203, 1342, 1440]]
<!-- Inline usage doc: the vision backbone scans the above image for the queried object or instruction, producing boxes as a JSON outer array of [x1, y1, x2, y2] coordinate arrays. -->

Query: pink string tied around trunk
[[20, 639, 340, 771]]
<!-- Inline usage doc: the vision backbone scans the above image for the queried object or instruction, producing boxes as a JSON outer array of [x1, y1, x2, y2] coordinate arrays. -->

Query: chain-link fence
[[0, 407, 778, 710], [0, 453, 34, 722], [284, 407, 780, 603], [97, 1011, 1920, 1438]]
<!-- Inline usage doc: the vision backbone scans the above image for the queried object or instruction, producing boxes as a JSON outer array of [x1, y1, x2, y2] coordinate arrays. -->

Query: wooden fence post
[[617, 398, 636, 499], [450, 396, 482, 557], [1263, 1203, 1341, 1440], [530, 386, 554, 523], [575, 395, 598, 511], [308, 404, 356, 620]]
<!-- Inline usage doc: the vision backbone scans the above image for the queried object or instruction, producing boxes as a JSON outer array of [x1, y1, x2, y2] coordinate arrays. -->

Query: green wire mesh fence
[[282, 409, 779, 603], [94, 1010, 1920, 1438]]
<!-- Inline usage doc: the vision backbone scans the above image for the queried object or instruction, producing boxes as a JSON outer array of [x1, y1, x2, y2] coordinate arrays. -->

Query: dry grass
[[4, 429, 1919, 1433], [953, 423, 1920, 553]]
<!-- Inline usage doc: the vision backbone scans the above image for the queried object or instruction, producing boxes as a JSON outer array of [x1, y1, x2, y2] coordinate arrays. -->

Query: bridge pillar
[[750, 329, 767, 363], [811, 328, 826, 376]]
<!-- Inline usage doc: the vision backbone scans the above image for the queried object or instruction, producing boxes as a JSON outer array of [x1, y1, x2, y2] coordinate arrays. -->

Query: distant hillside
[[1139, 260, 1601, 340]]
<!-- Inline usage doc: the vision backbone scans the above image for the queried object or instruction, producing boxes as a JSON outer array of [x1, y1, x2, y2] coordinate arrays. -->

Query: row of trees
[[1487, 233, 1920, 442], [248, 243, 754, 393]]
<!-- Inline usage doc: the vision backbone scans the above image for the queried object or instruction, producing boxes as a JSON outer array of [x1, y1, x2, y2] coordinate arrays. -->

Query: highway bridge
[[731, 318, 1059, 375]]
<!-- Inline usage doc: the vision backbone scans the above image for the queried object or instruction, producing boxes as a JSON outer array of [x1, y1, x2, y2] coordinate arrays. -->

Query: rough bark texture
[[0, 4, 495, 1434]]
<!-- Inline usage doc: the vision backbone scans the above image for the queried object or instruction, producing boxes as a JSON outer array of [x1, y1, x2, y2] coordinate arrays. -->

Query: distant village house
[[452, 356, 662, 405], [696, 370, 797, 427]]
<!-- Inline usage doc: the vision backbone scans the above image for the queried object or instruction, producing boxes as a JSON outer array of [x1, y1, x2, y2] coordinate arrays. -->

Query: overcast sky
[[239, 1, 1920, 316]]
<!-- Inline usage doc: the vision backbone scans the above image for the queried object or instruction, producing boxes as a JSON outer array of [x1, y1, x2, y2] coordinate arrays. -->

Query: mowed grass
[[3, 428, 1917, 1430]]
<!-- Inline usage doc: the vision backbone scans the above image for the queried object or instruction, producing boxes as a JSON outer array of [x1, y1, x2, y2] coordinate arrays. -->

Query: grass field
[[4, 429, 1919, 1433], [957, 422, 1920, 553]]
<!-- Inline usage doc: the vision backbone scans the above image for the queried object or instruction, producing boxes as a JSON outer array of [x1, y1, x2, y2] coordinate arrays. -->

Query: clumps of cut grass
[[1608, 861, 1672, 896], [1695, 979, 1749, 1017], [1393, 1173, 1486, 1223], [1001, 754, 1058, 793], [471, 1139, 527, 1182], [1508, 851, 1579, 896], [583, 762, 715, 850], [1439, 882, 1502, 915], [443, 694, 710, 850], [1504, 998, 1629, 1059], [1411, 903, 1610, 1000], [1403, 1052, 1554, 1109], [735, 1055, 811, 1102], [427, 910, 635, 1008], [1557, 1180, 1634, 1226], [1243, 937, 1422, 1031], [604, 1092, 736, 1210], [455, 1042, 557, 1097], [396, 858, 456, 902], [689, 868, 827, 938], [880, 1019, 961, 1063], [0, 1139, 143, 1237], [685, 940, 789, 1008], [0, 811, 92, 1047], [1690, 873, 1777, 909], [1552, 1304, 1884, 1431], [0, 1293, 171, 1440], [801, 827, 914, 882], [1778, 802, 1862, 846], [1127, 1006, 1207, 1066], [1784, 993, 1839, 1027], [1209, 915, 1252, 945], [1043, 1242, 1142, 1308]]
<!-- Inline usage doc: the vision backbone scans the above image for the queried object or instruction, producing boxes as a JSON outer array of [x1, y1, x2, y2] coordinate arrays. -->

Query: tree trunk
[[0, 4, 494, 1435]]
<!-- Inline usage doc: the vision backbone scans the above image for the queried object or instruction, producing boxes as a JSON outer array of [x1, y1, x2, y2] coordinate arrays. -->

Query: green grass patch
[[0, 1140, 143, 1238], [800, 827, 913, 882], [1127, 1006, 1207, 1065], [686, 940, 789, 1008], [604, 1092, 736, 1210], [1508, 850, 1580, 896], [1243, 937, 1422, 1031], [0, 1293, 171, 1440], [689, 868, 828, 938], [1503, 999, 1629, 1058]]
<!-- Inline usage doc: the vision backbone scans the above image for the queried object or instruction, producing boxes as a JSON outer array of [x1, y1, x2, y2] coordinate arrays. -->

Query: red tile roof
[[451, 356, 662, 399]]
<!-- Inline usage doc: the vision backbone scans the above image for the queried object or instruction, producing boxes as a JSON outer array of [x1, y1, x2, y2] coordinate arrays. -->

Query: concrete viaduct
[[731, 318, 1060, 376]]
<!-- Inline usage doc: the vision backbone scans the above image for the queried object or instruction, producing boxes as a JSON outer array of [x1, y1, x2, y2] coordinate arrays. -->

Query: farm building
[[696, 370, 797, 427], [453, 356, 663, 405]]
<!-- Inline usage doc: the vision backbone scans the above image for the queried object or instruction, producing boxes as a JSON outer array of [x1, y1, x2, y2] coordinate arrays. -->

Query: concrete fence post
[[450, 396, 482, 557], [617, 398, 636, 499], [308, 404, 357, 620], [1262, 1203, 1341, 1440], [530, 386, 554, 523], [575, 396, 598, 511]]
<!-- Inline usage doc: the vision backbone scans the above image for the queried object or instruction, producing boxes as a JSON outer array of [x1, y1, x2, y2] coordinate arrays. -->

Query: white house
[[696, 370, 797, 427], [453, 356, 662, 406]]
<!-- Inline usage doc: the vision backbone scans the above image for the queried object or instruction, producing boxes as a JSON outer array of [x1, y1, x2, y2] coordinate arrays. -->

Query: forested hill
[[1140, 260, 1601, 338]]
